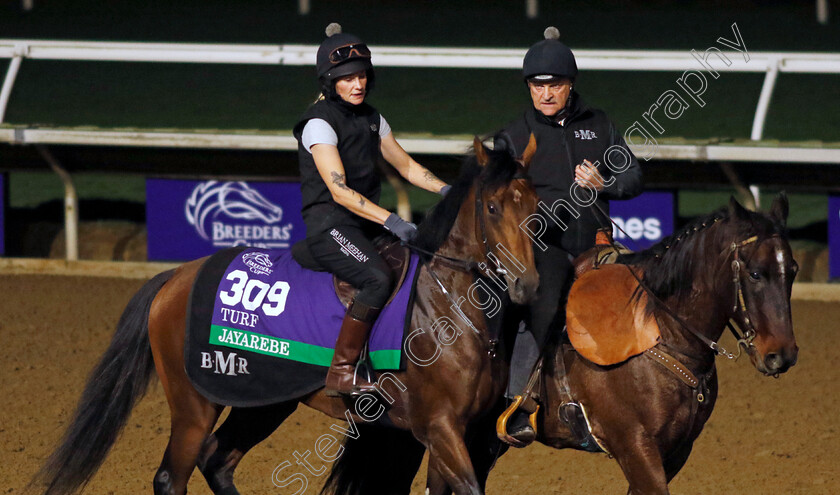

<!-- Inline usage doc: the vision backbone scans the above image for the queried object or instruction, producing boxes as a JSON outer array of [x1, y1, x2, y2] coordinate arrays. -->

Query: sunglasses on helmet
[[328, 43, 371, 64]]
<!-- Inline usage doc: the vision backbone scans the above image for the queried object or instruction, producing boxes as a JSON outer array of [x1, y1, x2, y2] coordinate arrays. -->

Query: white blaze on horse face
[[776, 247, 787, 282]]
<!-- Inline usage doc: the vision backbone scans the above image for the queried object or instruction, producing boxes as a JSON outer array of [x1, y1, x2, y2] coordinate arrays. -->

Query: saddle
[[573, 229, 632, 277], [292, 236, 411, 309], [566, 231, 660, 366]]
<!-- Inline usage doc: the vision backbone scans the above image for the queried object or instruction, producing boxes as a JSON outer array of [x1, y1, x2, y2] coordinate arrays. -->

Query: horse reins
[[406, 179, 526, 350], [591, 202, 769, 361], [406, 181, 518, 276]]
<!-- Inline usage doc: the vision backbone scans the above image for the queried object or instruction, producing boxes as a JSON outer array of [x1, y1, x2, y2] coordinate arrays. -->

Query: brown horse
[[32, 138, 540, 495], [318, 194, 800, 495], [534, 194, 799, 494]]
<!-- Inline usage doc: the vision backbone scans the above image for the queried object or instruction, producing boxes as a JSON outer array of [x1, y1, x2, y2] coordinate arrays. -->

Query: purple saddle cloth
[[185, 247, 418, 407], [210, 247, 415, 369]]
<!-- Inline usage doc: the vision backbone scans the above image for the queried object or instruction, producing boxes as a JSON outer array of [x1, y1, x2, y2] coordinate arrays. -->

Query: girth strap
[[644, 347, 699, 388]]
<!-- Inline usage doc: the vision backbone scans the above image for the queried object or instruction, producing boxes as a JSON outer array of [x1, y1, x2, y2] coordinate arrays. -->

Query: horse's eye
[[750, 271, 761, 280], [488, 203, 498, 214]]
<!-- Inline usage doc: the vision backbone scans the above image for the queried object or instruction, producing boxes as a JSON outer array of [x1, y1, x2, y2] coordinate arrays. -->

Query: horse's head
[[724, 194, 799, 376], [413, 136, 540, 305], [473, 136, 540, 304]]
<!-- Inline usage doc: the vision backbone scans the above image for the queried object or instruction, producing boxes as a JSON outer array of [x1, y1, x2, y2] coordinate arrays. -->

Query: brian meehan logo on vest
[[185, 181, 294, 249]]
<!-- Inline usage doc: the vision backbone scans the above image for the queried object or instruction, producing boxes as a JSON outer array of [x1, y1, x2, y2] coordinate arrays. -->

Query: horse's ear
[[474, 136, 490, 167], [728, 196, 751, 221], [520, 133, 537, 170], [769, 192, 789, 228]]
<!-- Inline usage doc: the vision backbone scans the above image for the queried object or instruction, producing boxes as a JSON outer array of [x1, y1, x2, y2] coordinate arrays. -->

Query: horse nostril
[[764, 353, 783, 372]]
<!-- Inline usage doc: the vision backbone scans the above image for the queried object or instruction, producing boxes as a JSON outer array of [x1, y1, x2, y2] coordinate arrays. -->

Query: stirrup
[[496, 395, 539, 448], [324, 354, 377, 398], [558, 401, 607, 454]]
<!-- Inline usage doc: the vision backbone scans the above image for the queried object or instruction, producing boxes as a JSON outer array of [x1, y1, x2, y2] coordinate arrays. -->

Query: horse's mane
[[412, 147, 522, 261], [616, 204, 787, 304]]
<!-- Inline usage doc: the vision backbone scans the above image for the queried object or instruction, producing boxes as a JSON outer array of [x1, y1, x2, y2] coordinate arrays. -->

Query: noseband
[[726, 234, 782, 358]]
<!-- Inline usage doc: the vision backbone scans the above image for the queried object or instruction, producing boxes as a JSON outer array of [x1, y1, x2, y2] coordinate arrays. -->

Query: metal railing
[[3, 39, 840, 140]]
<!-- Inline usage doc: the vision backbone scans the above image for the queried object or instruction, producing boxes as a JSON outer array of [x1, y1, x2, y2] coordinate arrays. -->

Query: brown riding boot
[[324, 301, 381, 398]]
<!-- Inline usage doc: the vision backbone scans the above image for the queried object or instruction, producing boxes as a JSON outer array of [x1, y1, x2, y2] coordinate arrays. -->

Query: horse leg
[[149, 259, 224, 494], [154, 398, 222, 495], [663, 443, 693, 484], [610, 436, 670, 495], [423, 422, 482, 495], [466, 423, 506, 492], [428, 410, 505, 495], [197, 402, 298, 495], [426, 468, 452, 495]]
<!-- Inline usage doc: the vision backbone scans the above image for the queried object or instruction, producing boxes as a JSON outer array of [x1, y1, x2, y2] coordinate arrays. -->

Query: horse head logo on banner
[[185, 181, 293, 249]]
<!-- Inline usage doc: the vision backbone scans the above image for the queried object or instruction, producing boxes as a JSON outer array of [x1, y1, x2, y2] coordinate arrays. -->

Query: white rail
[[2, 40, 840, 140], [2, 126, 839, 164]]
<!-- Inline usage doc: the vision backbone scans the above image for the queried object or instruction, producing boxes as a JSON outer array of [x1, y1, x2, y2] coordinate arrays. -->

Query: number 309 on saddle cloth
[[184, 247, 419, 407]]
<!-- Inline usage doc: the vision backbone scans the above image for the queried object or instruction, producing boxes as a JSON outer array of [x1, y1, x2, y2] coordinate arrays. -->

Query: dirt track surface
[[2, 274, 838, 494]]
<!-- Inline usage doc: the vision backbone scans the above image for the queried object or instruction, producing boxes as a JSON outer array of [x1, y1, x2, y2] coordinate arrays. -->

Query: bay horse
[[318, 194, 800, 495], [535, 194, 799, 494], [32, 137, 541, 495]]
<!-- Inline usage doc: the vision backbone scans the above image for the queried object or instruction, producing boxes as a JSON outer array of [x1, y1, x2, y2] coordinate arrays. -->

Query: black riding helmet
[[522, 26, 578, 82], [316, 23, 375, 98]]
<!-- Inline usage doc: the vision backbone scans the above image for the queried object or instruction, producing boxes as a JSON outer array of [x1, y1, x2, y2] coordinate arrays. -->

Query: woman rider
[[293, 24, 450, 398]]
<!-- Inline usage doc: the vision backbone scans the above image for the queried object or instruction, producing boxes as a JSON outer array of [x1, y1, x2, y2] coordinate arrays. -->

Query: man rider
[[495, 27, 643, 446]]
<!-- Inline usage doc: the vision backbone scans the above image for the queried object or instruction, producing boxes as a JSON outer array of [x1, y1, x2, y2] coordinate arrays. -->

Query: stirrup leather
[[496, 394, 539, 447]]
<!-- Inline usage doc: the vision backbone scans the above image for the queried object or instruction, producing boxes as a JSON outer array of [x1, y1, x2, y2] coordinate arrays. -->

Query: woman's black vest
[[293, 99, 382, 236]]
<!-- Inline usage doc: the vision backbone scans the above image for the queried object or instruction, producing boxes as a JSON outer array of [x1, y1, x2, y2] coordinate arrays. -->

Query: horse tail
[[32, 269, 176, 495], [320, 425, 426, 495]]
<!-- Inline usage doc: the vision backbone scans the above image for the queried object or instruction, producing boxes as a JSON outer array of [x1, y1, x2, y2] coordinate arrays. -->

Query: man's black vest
[[293, 99, 382, 236], [499, 94, 641, 257]]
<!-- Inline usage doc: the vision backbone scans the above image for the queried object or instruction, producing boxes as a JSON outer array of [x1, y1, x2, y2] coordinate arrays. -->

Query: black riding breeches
[[529, 243, 575, 348], [304, 225, 393, 309], [505, 243, 575, 398]]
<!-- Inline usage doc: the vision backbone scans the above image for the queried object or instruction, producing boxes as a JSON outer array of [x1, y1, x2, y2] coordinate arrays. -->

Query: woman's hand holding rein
[[384, 213, 418, 243]]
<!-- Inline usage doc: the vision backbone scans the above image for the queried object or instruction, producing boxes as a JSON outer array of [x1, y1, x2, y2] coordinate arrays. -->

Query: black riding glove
[[384, 213, 418, 243]]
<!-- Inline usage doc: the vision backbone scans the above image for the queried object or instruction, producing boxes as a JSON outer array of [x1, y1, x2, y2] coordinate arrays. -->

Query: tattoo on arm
[[423, 170, 437, 183], [330, 171, 348, 190], [358, 197, 366, 207]]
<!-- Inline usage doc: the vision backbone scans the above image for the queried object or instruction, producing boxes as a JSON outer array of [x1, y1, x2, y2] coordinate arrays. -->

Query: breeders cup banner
[[146, 179, 305, 261], [830, 196, 840, 280], [609, 191, 675, 251]]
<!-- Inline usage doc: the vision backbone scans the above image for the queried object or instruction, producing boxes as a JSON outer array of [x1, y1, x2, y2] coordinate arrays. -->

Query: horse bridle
[[594, 201, 780, 361], [726, 234, 785, 358], [408, 175, 530, 345], [409, 176, 528, 279]]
